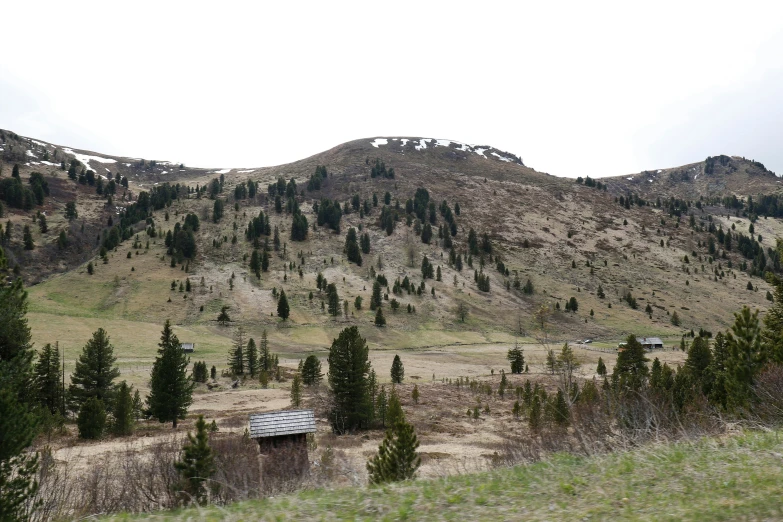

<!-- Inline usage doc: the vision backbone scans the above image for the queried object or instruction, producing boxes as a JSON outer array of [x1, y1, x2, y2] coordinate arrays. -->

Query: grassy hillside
[[104, 429, 783, 521]]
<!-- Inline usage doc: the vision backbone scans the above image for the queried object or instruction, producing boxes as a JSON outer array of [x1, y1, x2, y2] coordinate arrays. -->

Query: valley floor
[[103, 428, 783, 521]]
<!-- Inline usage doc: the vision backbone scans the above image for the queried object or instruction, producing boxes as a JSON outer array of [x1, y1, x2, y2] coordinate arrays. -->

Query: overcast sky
[[2, 1, 782, 178]]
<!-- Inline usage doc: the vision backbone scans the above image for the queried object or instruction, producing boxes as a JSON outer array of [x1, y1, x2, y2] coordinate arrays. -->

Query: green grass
[[104, 429, 783, 521]]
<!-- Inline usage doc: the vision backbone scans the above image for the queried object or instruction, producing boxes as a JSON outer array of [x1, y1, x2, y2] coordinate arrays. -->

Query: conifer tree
[[366, 419, 421, 484], [146, 320, 194, 428], [290, 373, 302, 407], [374, 307, 386, 326], [412, 384, 420, 404], [259, 329, 271, 372], [326, 283, 340, 316], [112, 381, 135, 436], [545, 349, 557, 374], [725, 306, 765, 408], [345, 227, 362, 265], [302, 355, 323, 386], [77, 397, 106, 439], [376, 385, 388, 428], [612, 335, 649, 391], [217, 306, 231, 326], [685, 335, 713, 393], [370, 280, 382, 310], [507, 343, 525, 374], [386, 387, 404, 426], [328, 326, 372, 432], [274, 289, 289, 320], [22, 225, 33, 250], [69, 328, 120, 411], [596, 357, 607, 377], [34, 343, 63, 415], [390, 354, 404, 383], [0, 277, 39, 521], [552, 389, 570, 426], [174, 415, 215, 505], [228, 327, 246, 375], [246, 338, 258, 377]]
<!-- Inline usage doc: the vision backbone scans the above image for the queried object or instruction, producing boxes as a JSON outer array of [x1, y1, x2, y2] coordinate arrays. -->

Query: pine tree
[[366, 419, 421, 484], [390, 354, 404, 383], [174, 415, 215, 505], [302, 355, 323, 386], [0, 277, 39, 521], [326, 283, 340, 316], [112, 381, 135, 436], [545, 349, 558, 374], [146, 320, 194, 428], [328, 326, 372, 432], [370, 280, 382, 310], [507, 343, 525, 374], [217, 306, 231, 326], [277, 290, 290, 320], [345, 227, 362, 265], [246, 338, 258, 377], [685, 335, 713, 393], [22, 225, 34, 250], [386, 387, 404, 426], [77, 397, 106, 439], [552, 389, 570, 426], [228, 327, 245, 375], [259, 329, 271, 372], [412, 384, 420, 404], [613, 335, 649, 391], [376, 385, 388, 428], [596, 357, 607, 377], [761, 275, 783, 363], [69, 328, 120, 411], [249, 249, 261, 278], [34, 343, 63, 414], [290, 373, 302, 407], [725, 306, 765, 408], [374, 307, 386, 326]]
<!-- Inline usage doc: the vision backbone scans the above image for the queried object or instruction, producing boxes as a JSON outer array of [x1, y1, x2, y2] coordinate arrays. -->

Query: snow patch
[[491, 152, 513, 162], [29, 139, 49, 148], [648, 179, 653, 182], [161, 171, 168, 175], [657, 169, 662, 173], [63, 148, 117, 168], [626, 177, 634, 181], [237, 169, 256, 173], [400, 139, 409, 147], [473, 148, 487, 158], [213, 169, 231, 174], [370, 138, 388, 148], [40, 161, 58, 166], [415, 139, 431, 151], [26, 150, 37, 158]]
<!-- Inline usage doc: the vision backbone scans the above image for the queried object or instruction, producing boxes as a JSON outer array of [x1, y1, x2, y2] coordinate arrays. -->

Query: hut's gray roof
[[249, 409, 316, 439], [637, 337, 664, 345]]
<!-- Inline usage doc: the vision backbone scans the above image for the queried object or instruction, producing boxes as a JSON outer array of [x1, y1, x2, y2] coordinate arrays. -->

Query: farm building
[[249, 409, 316, 477], [180, 342, 195, 353], [637, 337, 664, 350]]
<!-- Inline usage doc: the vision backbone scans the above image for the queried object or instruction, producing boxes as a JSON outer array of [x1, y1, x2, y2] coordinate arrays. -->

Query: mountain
[[0, 129, 778, 393], [603, 155, 782, 202]]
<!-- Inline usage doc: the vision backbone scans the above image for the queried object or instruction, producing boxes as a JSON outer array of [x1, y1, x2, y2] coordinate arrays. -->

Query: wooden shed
[[249, 410, 316, 479], [180, 342, 195, 353]]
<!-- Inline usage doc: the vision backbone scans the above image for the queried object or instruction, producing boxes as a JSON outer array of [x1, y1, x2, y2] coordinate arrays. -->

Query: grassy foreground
[[104, 429, 783, 521]]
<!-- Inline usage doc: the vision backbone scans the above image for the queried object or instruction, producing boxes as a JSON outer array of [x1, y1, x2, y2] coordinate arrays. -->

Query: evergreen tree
[[390, 354, 404, 383], [612, 335, 649, 391], [246, 338, 258, 377], [69, 328, 120, 411], [77, 397, 106, 439], [725, 306, 765, 408], [0, 278, 39, 521], [302, 355, 323, 386], [328, 326, 372, 432], [709, 332, 730, 408], [596, 357, 607, 377], [345, 227, 362, 265], [112, 381, 135, 436], [290, 373, 302, 407], [685, 335, 713, 394], [249, 249, 261, 278], [34, 343, 63, 415], [261, 250, 270, 272], [259, 329, 271, 372], [174, 415, 215, 505], [386, 387, 404, 426], [22, 225, 33, 250], [326, 283, 340, 316], [507, 344, 525, 374], [376, 385, 388, 428], [545, 349, 557, 374], [277, 289, 290, 320], [217, 306, 231, 326], [761, 274, 783, 363], [228, 327, 246, 375], [412, 384, 420, 404], [370, 280, 382, 310], [552, 389, 570, 426], [146, 320, 194, 428], [366, 419, 421, 484], [374, 307, 386, 326]]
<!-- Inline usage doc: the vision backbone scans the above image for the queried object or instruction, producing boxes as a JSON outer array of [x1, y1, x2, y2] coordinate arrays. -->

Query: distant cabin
[[637, 337, 664, 350], [180, 343, 195, 353], [249, 409, 316, 478]]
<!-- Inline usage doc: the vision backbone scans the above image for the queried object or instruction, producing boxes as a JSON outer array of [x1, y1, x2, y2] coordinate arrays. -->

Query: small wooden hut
[[249, 409, 316, 477]]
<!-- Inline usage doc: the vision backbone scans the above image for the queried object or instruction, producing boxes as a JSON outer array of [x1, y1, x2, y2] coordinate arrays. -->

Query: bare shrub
[[753, 364, 783, 423]]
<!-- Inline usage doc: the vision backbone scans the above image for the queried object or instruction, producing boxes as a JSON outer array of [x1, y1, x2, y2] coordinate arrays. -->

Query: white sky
[[2, 1, 782, 178]]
